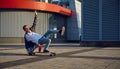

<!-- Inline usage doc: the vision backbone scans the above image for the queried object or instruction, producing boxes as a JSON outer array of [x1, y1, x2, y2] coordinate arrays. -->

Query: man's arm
[[30, 11, 38, 32]]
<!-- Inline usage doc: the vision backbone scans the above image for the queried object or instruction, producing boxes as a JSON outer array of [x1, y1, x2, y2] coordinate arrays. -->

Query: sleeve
[[24, 35, 36, 49], [25, 34, 31, 42], [24, 34, 30, 49], [30, 11, 38, 32]]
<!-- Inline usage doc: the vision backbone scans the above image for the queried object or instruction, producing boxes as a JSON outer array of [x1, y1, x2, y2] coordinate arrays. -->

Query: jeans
[[38, 29, 59, 51], [27, 44, 39, 54]]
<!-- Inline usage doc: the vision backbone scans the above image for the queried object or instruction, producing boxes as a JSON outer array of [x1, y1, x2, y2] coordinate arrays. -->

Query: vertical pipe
[[99, 0, 102, 41]]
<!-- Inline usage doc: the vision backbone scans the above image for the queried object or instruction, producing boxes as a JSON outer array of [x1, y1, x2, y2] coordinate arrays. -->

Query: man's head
[[23, 25, 30, 32]]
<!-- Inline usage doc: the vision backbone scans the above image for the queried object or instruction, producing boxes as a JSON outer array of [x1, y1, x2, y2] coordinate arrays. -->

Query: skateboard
[[36, 52, 56, 56]]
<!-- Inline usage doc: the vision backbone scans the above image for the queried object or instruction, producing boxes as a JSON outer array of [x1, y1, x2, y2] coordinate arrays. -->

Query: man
[[23, 11, 65, 56], [24, 11, 38, 56]]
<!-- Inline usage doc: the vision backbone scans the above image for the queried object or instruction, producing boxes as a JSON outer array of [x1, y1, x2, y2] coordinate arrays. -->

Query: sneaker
[[43, 50, 49, 53], [32, 52, 35, 55], [61, 26, 65, 35], [28, 52, 35, 56]]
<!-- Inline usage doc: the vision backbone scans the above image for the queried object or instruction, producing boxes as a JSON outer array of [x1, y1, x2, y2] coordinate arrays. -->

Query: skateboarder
[[23, 11, 65, 56], [24, 11, 38, 56]]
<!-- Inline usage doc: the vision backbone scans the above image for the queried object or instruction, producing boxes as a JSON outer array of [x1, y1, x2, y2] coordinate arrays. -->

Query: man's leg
[[43, 39, 51, 52], [43, 26, 65, 38], [27, 45, 39, 55], [43, 30, 59, 38], [38, 38, 51, 52], [27, 48, 35, 55], [38, 26, 65, 52]]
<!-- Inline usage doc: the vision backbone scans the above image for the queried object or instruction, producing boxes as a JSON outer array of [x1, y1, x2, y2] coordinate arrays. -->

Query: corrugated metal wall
[[118, 0, 120, 40], [102, 0, 119, 41], [67, 0, 81, 41], [0, 11, 28, 37], [82, 0, 120, 41], [0, 10, 67, 43], [82, 0, 99, 41], [0, 10, 51, 37], [37, 12, 51, 35], [49, 14, 66, 41]]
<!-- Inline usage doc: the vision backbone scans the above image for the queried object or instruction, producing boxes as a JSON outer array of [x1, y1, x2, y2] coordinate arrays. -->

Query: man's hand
[[35, 10, 38, 20], [35, 10, 37, 16]]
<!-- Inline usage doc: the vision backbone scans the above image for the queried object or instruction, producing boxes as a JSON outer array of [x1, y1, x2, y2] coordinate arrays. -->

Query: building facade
[[1, 0, 120, 46], [82, 0, 120, 41], [81, 0, 120, 46], [0, 0, 81, 43]]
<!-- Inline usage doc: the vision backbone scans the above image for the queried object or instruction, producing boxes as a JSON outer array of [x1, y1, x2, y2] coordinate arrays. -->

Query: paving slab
[[0, 45, 120, 69]]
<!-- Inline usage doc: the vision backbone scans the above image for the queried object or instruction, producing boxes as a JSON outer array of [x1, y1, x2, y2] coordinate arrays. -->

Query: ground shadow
[[0, 52, 27, 56], [1, 47, 120, 69], [0, 47, 106, 69], [63, 56, 120, 60]]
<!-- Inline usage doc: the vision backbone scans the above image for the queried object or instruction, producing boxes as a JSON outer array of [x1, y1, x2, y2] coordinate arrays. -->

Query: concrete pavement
[[0, 44, 120, 69]]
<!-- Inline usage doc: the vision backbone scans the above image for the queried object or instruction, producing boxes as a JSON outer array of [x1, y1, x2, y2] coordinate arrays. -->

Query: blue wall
[[67, 0, 81, 41], [102, 0, 119, 41], [119, 0, 120, 40], [82, 0, 120, 41], [82, 0, 99, 41]]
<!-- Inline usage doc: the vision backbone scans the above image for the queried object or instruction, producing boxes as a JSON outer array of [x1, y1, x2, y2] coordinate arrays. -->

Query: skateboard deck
[[36, 52, 56, 56]]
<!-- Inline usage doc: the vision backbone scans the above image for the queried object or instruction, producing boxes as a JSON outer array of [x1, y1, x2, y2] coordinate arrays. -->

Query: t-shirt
[[25, 31, 42, 44]]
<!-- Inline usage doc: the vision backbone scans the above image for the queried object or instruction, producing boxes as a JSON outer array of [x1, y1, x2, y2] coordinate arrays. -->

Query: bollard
[[38, 44, 42, 53]]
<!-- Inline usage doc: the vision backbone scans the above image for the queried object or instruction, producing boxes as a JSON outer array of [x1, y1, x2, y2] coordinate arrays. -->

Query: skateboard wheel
[[53, 53, 56, 56], [50, 53, 56, 56]]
